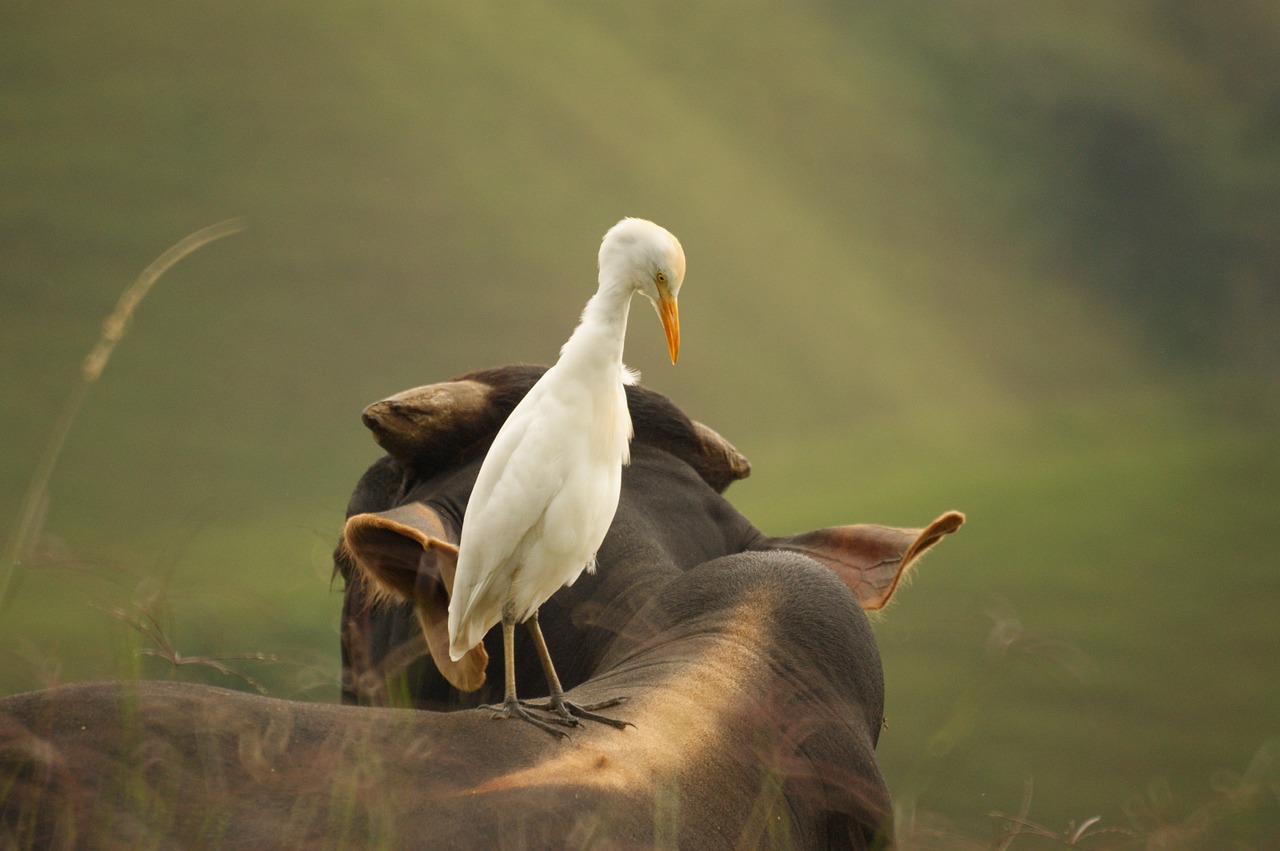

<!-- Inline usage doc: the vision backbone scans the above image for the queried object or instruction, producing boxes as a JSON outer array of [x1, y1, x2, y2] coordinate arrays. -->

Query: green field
[[3, 2, 1278, 845]]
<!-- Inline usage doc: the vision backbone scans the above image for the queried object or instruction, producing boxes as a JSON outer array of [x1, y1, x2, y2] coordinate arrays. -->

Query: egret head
[[599, 217, 684, 363]]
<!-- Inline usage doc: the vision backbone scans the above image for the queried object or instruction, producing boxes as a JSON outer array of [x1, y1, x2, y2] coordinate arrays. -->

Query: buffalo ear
[[760, 511, 964, 610], [341, 503, 488, 691]]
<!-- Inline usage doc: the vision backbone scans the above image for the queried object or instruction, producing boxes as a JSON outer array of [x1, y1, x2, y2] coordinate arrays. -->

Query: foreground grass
[[3, 384, 1276, 847]]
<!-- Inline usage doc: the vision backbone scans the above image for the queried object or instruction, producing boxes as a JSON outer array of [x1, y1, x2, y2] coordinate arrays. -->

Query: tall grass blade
[[0, 218, 247, 615]]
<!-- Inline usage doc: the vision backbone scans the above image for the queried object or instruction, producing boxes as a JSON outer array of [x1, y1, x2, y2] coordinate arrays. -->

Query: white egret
[[447, 217, 684, 735]]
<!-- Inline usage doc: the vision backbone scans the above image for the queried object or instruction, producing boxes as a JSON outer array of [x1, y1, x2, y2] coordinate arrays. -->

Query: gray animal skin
[[1, 364, 962, 850]]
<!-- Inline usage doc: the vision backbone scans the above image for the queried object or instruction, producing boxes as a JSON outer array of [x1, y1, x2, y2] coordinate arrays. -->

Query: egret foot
[[481, 698, 578, 738], [525, 695, 634, 730], [520, 614, 634, 730]]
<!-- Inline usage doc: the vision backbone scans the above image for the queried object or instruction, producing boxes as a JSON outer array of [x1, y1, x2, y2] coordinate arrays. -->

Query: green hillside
[[3, 2, 1278, 842]]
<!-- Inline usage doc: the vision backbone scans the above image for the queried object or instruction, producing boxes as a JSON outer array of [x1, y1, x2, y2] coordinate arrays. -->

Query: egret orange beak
[[657, 289, 679, 364]]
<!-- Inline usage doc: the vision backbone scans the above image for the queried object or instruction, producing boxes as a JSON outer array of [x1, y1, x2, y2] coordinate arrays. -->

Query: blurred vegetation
[[2, 0, 1277, 843]]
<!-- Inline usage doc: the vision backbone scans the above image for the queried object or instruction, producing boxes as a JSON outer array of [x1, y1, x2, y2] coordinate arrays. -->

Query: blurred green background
[[3, 1, 1278, 843]]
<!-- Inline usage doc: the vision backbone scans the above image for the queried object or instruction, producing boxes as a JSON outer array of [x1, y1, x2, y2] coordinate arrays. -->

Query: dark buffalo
[[0, 365, 961, 849]]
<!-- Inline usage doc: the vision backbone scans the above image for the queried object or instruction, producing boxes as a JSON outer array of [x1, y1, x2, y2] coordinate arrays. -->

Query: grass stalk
[[0, 218, 247, 615]]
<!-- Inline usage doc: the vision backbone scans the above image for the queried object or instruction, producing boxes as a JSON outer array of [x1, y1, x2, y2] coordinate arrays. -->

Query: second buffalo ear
[[758, 511, 965, 610], [341, 502, 488, 692]]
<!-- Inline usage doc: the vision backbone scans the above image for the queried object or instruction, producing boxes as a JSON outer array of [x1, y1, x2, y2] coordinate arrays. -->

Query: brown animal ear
[[342, 502, 488, 691], [759, 511, 964, 610]]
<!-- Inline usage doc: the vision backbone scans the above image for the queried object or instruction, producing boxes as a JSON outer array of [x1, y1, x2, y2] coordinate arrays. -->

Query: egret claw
[[523, 696, 633, 730], [481, 699, 576, 738]]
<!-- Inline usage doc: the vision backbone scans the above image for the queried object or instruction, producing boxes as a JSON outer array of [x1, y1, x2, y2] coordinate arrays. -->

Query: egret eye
[[656, 270, 668, 286]]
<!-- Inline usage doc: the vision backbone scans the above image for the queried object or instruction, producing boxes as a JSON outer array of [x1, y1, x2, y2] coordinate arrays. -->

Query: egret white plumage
[[447, 217, 684, 735]]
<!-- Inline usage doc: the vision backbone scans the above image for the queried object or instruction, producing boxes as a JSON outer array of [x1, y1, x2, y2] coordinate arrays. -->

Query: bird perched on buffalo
[[447, 217, 685, 735]]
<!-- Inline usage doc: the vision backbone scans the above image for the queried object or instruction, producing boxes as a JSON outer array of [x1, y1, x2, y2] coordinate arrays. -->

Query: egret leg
[[521, 611, 633, 730], [480, 615, 576, 738]]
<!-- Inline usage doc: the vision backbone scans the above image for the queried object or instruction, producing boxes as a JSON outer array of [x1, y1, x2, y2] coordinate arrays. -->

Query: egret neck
[[552, 278, 639, 467], [558, 279, 636, 381]]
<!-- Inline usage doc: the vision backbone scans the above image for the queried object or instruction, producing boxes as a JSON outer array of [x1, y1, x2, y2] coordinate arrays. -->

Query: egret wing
[[447, 386, 571, 655]]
